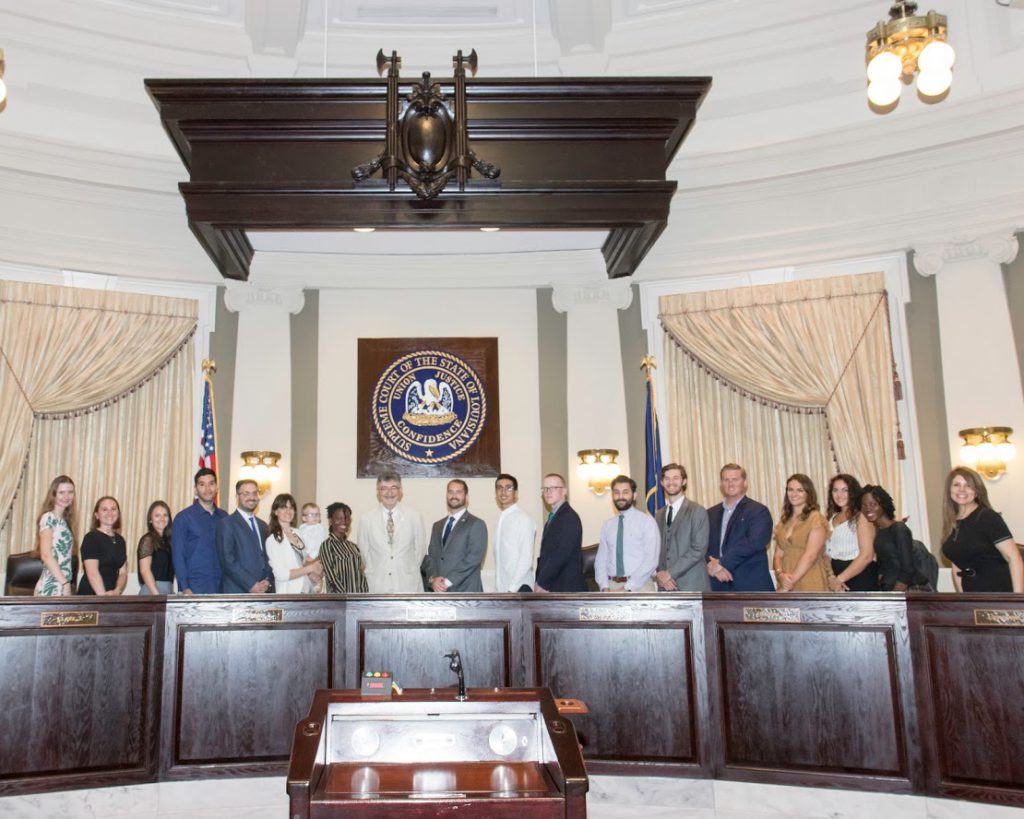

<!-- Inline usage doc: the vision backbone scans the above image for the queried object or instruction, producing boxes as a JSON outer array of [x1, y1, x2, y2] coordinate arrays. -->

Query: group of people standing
[[29, 460, 1022, 597]]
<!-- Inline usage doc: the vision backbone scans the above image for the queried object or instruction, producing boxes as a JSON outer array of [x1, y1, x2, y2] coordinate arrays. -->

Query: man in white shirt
[[357, 471, 427, 593], [493, 473, 536, 593], [595, 475, 660, 592]]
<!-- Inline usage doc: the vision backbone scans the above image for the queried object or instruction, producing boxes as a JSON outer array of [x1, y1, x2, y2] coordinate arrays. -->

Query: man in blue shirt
[[171, 468, 227, 594]]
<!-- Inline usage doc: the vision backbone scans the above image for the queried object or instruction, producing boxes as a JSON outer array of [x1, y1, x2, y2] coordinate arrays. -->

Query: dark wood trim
[[2, 593, 1022, 807], [146, 75, 711, 281]]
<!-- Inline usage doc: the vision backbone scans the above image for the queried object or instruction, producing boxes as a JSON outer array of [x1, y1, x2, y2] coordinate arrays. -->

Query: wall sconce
[[239, 450, 282, 494], [959, 427, 1016, 480], [577, 449, 619, 496], [865, 1, 955, 108]]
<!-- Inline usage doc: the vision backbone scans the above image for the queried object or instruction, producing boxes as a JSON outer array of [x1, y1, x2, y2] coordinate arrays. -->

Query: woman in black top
[[941, 467, 1022, 593], [77, 496, 128, 595], [859, 485, 927, 592], [138, 500, 175, 595]]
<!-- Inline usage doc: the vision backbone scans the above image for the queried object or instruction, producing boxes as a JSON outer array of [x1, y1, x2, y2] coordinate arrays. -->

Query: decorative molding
[[551, 280, 633, 313], [912, 232, 1020, 278], [223, 282, 305, 314]]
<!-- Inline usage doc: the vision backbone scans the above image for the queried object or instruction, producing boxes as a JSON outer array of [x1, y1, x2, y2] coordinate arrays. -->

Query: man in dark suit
[[535, 473, 586, 592], [706, 463, 774, 592], [654, 463, 710, 593], [426, 479, 487, 593], [216, 479, 274, 594]]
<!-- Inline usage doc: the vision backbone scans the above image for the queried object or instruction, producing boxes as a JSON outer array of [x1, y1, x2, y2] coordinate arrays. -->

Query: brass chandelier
[[866, 1, 955, 108]]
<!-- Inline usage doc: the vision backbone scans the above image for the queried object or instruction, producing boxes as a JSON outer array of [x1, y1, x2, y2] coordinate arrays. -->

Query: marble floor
[[2, 775, 1024, 819]]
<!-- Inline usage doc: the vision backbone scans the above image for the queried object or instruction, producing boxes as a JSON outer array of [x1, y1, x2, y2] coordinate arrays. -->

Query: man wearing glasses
[[216, 479, 274, 594], [493, 474, 536, 593], [535, 474, 585, 592]]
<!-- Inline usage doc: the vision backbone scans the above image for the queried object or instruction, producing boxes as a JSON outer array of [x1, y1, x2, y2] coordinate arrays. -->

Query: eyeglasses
[[541, 486, 564, 492], [495, 485, 516, 492]]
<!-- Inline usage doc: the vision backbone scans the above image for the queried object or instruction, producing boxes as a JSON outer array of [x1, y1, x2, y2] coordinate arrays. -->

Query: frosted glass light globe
[[918, 40, 955, 73], [0, 78, 6, 105], [917, 67, 953, 97], [867, 78, 901, 106], [959, 445, 979, 465], [996, 442, 1016, 463], [867, 50, 902, 83]]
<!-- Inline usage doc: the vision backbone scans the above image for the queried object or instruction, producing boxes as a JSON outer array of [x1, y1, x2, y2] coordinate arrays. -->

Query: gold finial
[[202, 358, 217, 375], [641, 355, 657, 375]]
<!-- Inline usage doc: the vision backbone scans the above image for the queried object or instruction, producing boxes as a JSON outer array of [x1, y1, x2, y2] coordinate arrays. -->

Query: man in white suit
[[357, 471, 427, 593]]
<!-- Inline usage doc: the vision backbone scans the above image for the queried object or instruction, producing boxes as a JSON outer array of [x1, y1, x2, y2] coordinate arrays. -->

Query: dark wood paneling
[[174, 625, 331, 764], [0, 599, 162, 795], [908, 595, 1024, 806], [703, 595, 920, 793], [1, 593, 1022, 808], [524, 595, 708, 776], [161, 597, 340, 779], [145, 77, 712, 280], [346, 596, 521, 690]]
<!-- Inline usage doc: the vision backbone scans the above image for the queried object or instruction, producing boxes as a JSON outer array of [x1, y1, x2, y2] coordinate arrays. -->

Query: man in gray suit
[[654, 463, 709, 592], [426, 479, 487, 593]]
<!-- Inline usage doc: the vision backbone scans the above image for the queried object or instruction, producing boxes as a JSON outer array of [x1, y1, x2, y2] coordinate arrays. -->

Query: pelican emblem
[[403, 377, 456, 426]]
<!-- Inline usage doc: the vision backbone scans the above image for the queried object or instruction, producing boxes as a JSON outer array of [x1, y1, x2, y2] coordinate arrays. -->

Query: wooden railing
[[1, 593, 1021, 806]]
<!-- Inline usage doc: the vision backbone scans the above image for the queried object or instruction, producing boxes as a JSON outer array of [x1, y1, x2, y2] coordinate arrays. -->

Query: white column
[[552, 280, 633, 546], [913, 232, 1024, 536], [223, 283, 305, 512]]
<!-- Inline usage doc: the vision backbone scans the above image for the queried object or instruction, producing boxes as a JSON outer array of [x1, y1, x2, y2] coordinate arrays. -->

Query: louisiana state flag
[[644, 360, 665, 515]]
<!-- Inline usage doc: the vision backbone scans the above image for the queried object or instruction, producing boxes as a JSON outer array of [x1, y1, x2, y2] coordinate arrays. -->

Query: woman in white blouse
[[265, 493, 322, 594], [825, 474, 879, 591]]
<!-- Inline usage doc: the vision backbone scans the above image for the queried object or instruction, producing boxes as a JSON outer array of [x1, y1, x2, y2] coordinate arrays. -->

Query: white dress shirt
[[494, 504, 537, 592], [356, 503, 427, 593]]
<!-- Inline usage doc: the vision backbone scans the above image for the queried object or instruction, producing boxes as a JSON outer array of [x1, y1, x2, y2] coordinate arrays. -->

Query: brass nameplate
[[974, 609, 1024, 627], [406, 607, 457, 622], [743, 607, 801, 623], [579, 607, 632, 622], [231, 608, 283, 623], [40, 611, 98, 628]]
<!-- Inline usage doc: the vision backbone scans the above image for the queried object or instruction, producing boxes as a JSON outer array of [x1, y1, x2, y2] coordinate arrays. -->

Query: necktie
[[666, 504, 675, 529], [442, 516, 455, 546], [248, 515, 261, 547], [615, 513, 625, 577], [545, 511, 555, 529], [387, 510, 395, 546]]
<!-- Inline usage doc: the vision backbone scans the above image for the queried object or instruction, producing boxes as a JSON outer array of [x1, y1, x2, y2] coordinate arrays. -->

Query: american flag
[[199, 373, 218, 479]]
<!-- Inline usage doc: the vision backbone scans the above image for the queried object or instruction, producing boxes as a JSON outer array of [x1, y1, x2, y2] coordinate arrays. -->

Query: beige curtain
[[659, 272, 901, 513], [0, 281, 197, 569]]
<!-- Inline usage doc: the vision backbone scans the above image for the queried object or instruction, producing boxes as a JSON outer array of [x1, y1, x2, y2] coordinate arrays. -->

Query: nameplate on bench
[[743, 607, 801, 623], [40, 611, 98, 628], [579, 606, 632, 622], [974, 609, 1024, 627], [406, 607, 457, 622], [231, 607, 283, 623]]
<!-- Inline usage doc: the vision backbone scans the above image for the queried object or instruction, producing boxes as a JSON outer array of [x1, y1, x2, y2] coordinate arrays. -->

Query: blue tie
[[248, 515, 261, 547], [442, 516, 455, 546]]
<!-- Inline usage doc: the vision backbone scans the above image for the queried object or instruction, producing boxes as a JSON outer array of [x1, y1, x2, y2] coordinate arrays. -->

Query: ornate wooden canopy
[[145, 69, 710, 281]]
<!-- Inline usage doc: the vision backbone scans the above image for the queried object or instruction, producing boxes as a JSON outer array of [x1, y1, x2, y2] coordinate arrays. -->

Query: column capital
[[223, 283, 305, 315], [551, 280, 633, 314], [912, 232, 1019, 278]]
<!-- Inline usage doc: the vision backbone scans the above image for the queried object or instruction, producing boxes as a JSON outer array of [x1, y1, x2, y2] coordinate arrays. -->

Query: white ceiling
[[0, 0, 1022, 287]]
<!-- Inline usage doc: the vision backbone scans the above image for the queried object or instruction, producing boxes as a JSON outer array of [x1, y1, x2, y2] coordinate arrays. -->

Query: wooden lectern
[[287, 687, 588, 818]]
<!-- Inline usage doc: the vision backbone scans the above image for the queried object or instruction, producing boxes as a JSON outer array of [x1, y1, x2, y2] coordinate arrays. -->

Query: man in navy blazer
[[535, 473, 586, 592], [216, 479, 274, 594], [706, 463, 774, 592]]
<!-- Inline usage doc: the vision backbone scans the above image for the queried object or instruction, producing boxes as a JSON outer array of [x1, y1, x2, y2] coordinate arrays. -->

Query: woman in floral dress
[[33, 475, 78, 596]]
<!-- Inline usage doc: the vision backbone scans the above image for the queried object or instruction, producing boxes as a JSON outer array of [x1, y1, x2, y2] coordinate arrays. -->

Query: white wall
[[316, 288, 543, 590]]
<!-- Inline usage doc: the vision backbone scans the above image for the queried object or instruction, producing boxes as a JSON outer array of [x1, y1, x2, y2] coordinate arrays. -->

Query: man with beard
[[425, 479, 487, 593], [216, 479, 274, 594], [595, 475, 660, 592]]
